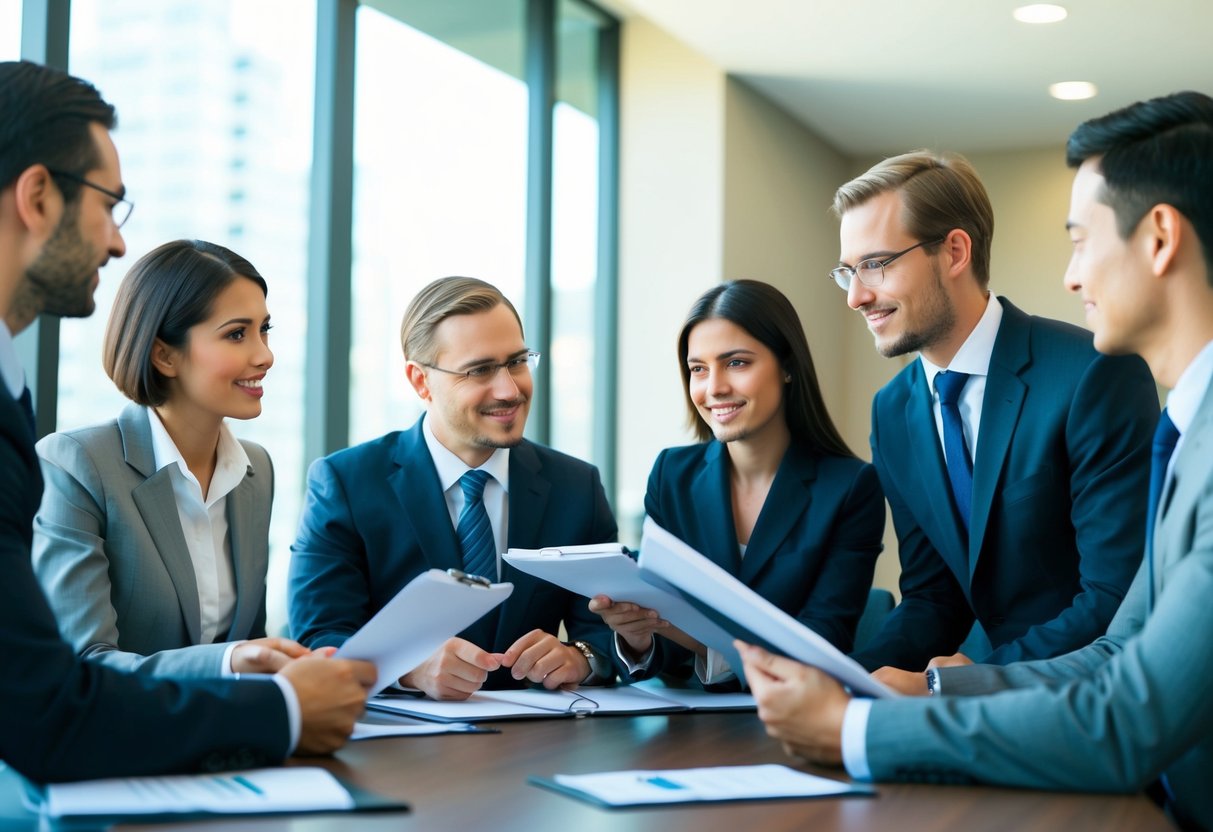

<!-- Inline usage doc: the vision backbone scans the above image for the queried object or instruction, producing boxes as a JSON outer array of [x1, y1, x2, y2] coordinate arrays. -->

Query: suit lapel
[[120, 405, 202, 644], [495, 441, 550, 650], [740, 443, 816, 585], [969, 301, 1030, 578], [692, 442, 741, 575], [389, 422, 463, 572], [224, 462, 261, 640], [1155, 381, 1213, 596], [905, 363, 970, 583]]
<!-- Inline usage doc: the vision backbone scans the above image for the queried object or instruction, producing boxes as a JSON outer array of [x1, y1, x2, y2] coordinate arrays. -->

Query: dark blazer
[[853, 298, 1158, 671], [288, 417, 618, 689], [866, 377, 1213, 832], [0, 389, 288, 783], [636, 440, 885, 678], [33, 403, 273, 677]]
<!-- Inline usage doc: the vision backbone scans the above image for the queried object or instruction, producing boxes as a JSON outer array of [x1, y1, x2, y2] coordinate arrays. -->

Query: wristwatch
[[925, 667, 941, 696], [566, 640, 609, 683]]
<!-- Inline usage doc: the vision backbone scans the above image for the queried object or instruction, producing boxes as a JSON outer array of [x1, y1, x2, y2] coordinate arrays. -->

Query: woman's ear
[[150, 338, 179, 379]]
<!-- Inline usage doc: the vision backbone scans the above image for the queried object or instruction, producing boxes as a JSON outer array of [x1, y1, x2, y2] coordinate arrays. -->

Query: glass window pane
[[550, 0, 605, 464], [63, 0, 315, 635], [0, 0, 20, 59], [350, 3, 527, 445]]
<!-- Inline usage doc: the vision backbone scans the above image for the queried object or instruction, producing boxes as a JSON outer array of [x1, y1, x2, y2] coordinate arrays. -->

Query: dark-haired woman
[[33, 239, 307, 677], [591, 279, 884, 685]]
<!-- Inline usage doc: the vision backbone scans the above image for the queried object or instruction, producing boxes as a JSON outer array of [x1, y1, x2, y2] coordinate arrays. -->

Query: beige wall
[[617, 17, 1093, 595]]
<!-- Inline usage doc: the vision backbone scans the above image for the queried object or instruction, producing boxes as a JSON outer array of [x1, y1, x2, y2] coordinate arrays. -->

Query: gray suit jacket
[[864, 379, 1213, 831], [32, 403, 274, 678]]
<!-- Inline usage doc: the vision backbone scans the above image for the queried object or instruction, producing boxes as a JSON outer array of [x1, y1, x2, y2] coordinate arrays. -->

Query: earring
[[784, 373, 792, 383]]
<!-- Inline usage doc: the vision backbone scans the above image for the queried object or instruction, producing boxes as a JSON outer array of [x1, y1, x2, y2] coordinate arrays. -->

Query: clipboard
[[637, 518, 897, 699], [336, 568, 513, 694], [502, 545, 743, 673]]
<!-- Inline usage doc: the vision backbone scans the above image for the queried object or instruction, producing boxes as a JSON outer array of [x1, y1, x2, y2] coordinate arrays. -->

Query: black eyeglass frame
[[46, 168, 134, 229], [829, 236, 947, 291]]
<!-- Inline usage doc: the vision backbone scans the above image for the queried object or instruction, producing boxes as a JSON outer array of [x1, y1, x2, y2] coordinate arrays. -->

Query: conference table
[[27, 706, 1167, 831]]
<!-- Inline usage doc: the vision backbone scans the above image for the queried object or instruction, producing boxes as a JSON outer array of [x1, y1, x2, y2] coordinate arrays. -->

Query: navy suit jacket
[[288, 417, 618, 688], [853, 298, 1158, 671], [636, 440, 884, 678], [0, 387, 288, 783]]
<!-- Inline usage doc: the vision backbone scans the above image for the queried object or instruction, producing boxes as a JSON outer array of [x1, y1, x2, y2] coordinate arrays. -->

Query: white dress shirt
[[422, 414, 511, 579], [1163, 338, 1213, 472]]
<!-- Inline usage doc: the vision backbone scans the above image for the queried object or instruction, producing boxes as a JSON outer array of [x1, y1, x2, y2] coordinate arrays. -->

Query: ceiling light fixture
[[1013, 4, 1068, 24], [1048, 81, 1098, 100]]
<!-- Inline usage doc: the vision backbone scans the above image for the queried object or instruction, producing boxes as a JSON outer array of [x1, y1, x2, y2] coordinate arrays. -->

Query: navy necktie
[[935, 371, 974, 530], [1146, 409, 1180, 608], [457, 469, 497, 582], [17, 386, 36, 436]]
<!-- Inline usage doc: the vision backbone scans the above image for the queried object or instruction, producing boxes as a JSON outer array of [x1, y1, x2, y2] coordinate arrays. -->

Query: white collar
[[146, 406, 250, 505], [421, 413, 511, 493], [1165, 339, 1213, 436], [0, 320, 26, 400], [920, 294, 1003, 391]]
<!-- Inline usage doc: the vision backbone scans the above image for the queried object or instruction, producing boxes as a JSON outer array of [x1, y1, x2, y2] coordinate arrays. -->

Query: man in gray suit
[[739, 90, 1213, 832]]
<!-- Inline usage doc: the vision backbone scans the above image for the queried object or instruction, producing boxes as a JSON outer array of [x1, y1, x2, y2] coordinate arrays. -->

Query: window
[[350, 2, 528, 444], [0, 0, 19, 59], [62, 0, 316, 635]]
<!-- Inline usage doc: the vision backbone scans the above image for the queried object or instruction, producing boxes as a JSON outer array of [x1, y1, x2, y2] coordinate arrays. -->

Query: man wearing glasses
[[0, 60, 375, 780], [831, 151, 1158, 693], [289, 276, 617, 699]]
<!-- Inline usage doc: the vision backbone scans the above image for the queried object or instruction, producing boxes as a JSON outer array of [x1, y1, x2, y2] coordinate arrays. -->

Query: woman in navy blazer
[[592, 280, 884, 685], [33, 240, 306, 678]]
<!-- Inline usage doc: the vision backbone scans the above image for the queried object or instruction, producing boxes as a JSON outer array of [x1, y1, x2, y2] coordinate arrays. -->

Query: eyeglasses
[[46, 169, 134, 229], [829, 237, 946, 291], [420, 351, 540, 384]]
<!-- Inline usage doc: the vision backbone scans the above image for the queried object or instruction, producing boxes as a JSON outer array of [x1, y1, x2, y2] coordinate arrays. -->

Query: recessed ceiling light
[[1049, 81, 1098, 100], [1013, 4, 1068, 23]]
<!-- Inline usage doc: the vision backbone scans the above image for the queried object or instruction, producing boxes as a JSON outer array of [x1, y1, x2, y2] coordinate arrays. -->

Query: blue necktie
[[935, 371, 974, 530], [17, 386, 35, 436], [1146, 409, 1180, 609], [457, 469, 497, 582]]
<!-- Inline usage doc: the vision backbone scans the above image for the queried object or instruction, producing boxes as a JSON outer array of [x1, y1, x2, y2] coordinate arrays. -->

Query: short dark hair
[[677, 279, 853, 458], [1067, 90, 1213, 278], [103, 240, 268, 406], [0, 60, 117, 202]]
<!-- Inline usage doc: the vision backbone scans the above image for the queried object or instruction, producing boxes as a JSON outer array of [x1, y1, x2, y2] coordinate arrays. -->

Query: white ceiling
[[605, 0, 1213, 155]]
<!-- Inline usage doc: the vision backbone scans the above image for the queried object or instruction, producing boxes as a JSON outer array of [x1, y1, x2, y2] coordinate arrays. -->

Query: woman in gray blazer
[[33, 239, 307, 678]]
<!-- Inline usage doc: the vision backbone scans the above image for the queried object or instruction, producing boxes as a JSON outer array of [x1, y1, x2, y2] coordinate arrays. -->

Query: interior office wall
[[616, 17, 725, 544], [617, 15, 1100, 596]]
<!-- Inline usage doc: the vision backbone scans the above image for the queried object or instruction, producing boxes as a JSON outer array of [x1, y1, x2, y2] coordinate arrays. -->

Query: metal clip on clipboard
[[446, 568, 493, 588]]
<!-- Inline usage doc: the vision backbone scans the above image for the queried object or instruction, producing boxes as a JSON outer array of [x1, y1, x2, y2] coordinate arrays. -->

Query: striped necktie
[[457, 469, 497, 581]]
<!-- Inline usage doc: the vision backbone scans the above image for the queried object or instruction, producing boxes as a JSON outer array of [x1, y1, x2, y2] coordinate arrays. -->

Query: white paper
[[352, 712, 482, 739], [553, 764, 859, 805], [368, 684, 682, 722], [638, 518, 897, 699], [502, 545, 743, 672], [632, 679, 755, 711], [45, 768, 353, 817], [335, 568, 513, 694]]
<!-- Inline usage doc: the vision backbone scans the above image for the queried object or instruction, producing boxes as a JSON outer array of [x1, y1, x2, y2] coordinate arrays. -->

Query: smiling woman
[[31, 239, 308, 680]]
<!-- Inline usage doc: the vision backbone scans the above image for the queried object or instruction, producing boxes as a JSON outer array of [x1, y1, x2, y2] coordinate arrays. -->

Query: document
[[368, 685, 686, 722], [502, 544, 742, 672], [530, 764, 873, 808], [335, 568, 513, 694], [45, 768, 354, 817], [352, 711, 494, 740], [632, 678, 755, 711], [638, 518, 897, 699]]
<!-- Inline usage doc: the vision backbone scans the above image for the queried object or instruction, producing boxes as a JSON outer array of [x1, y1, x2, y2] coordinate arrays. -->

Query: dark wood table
[[88, 710, 1171, 831]]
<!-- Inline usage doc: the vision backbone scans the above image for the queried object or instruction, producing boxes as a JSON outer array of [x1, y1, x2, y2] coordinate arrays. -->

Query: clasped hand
[[399, 632, 591, 700]]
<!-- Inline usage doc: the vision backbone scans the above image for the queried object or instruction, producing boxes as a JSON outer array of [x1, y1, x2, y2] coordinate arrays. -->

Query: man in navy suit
[[289, 276, 617, 699], [833, 150, 1158, 692], [0, 60, 374, 781]]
